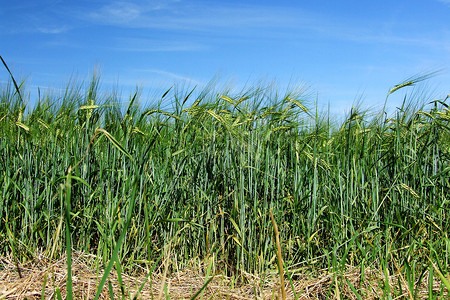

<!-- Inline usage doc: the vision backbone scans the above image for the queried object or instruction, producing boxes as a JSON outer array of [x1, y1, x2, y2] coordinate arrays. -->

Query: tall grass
[[0, 69, 449, 295]]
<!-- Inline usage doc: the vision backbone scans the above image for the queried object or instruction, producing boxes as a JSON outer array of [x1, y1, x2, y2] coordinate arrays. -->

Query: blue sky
[[1, 0, 450, 115]]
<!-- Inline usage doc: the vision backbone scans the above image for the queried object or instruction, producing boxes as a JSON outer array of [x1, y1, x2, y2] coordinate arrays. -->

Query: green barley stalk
[[63, 168, 73, 300], [0, 69, 449, 297]]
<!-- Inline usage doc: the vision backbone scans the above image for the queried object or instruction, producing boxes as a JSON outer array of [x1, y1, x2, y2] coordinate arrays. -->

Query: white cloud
[[86, 1, 306, 33], [437, 0, 450, 5], [37, 25, 70, 34], [112, 38, 207, 52], [89, 2, 142, 24], [134, 68, 202, 85], [83, 1, 448, 53]]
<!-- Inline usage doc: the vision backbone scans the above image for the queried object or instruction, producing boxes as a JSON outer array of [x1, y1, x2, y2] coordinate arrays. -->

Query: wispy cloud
[[88, 2, 143, 25], [37, 25, 70, 34], [330, 28, 449, 50], [134, 68, 203, 85], [437, 0, 450, 5], [112, 37, 207, 52], [86, 1, 306, 34], [83, 0, 448, 52]]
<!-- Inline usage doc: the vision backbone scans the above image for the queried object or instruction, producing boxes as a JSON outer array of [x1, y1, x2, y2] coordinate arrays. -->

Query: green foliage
[[0, 74, 449, 295]]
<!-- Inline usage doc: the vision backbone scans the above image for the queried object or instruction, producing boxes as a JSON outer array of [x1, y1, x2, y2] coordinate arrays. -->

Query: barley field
[[1, 60, 449, 298]]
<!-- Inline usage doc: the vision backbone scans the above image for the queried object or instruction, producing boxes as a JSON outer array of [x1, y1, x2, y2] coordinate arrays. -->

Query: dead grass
[[0, 252, 447, 299]]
